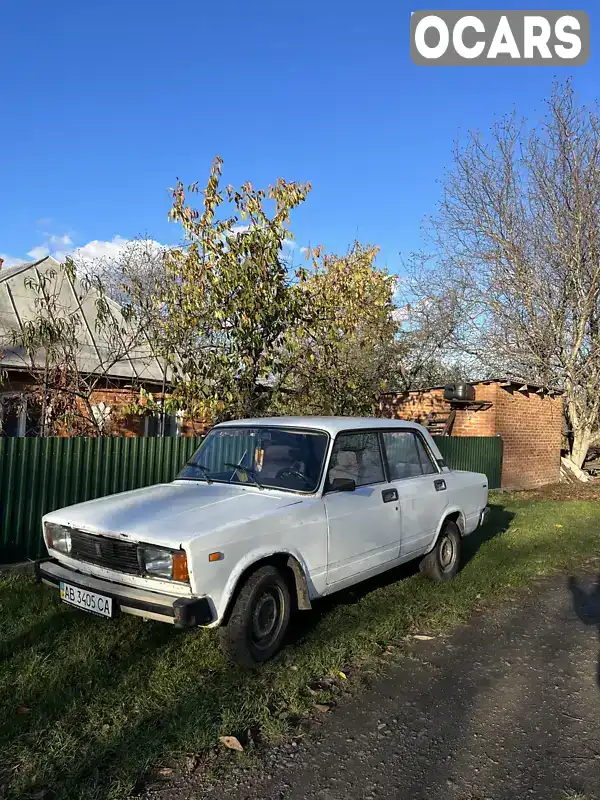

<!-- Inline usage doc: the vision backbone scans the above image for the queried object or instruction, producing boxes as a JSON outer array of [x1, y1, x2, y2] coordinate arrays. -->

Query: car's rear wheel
[[420, 519, 461, 581], [219, 565, 291, 667]]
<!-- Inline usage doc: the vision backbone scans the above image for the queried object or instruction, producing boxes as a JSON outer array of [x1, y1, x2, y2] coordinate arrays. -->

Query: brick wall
[[0, 373, 210, 437], [494, 386, 562, 489], [89, 388, 210, 437], [381, 381, 563, 489], [89, 387, 144, 436], [381, 383, 498, 437]]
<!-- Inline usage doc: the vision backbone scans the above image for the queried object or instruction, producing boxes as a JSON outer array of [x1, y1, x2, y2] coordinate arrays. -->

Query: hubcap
[[251, 587, 285, 650], [439, 536, 455, 570]]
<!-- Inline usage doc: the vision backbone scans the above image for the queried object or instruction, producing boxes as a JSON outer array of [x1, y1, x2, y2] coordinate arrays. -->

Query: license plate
[[59, 582, 113, 618]]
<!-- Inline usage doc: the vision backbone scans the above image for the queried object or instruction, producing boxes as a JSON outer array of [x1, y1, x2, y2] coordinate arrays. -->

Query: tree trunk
[[570, 427, 592, 470]]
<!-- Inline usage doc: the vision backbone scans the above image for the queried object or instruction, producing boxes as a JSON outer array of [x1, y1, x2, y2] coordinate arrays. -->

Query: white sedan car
[[37, 417, 489, 666]]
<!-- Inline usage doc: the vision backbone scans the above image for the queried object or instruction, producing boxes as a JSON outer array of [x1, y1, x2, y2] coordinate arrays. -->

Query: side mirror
[[330, 477, 356, 492]]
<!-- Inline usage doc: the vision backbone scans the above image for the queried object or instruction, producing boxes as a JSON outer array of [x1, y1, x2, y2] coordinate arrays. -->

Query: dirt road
[[205, 570, 600, 800]]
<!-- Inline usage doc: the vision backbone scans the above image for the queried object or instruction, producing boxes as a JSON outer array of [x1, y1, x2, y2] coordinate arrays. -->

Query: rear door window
[[382, 430, 438, 480]]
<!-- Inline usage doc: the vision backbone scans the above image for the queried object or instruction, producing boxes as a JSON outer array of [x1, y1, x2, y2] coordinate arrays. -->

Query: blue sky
[[0, 1, 597, 275]]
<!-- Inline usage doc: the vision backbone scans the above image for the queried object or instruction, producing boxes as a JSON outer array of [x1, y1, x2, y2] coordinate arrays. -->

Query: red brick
[[380, 381, 562, 490]]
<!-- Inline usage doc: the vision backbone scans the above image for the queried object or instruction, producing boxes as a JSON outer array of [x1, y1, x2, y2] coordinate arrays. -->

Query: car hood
[[43, 480, 304, 549]]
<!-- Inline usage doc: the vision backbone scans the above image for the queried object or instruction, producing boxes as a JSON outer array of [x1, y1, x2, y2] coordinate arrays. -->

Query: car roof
[[214, 416, 426, 436]]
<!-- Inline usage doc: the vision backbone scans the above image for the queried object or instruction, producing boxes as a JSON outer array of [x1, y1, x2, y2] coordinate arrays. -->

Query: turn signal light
[[172, 551, 189, 582], [209, 552, 224, 562]]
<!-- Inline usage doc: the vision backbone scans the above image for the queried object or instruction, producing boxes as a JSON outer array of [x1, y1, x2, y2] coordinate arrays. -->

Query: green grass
[[1, 495, 599, 800], [563, 791, 595, 800]]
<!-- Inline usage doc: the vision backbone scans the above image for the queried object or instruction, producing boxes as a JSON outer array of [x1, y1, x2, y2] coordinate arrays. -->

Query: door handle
[[434, 479, 446, 492], [381, 488, 398, 503]]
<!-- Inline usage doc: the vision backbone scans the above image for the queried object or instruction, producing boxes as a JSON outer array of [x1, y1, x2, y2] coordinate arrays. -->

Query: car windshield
[[178, 426, 329, 493]]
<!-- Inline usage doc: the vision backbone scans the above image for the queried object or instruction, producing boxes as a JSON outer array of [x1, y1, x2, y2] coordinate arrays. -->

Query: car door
[[380, 429, 449, 557], [323, 431, 401, 585]]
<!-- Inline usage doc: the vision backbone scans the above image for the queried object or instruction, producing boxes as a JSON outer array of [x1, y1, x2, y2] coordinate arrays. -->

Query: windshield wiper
[[223, 462, 264, 489], [184, 462, 213, 484]]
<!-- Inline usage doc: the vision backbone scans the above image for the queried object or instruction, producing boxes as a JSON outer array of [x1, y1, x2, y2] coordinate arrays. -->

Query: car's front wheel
[[420, 519, 461, 581], [219, 565, 291, 667]]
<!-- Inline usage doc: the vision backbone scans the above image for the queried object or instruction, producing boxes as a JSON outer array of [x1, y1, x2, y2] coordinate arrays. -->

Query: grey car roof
[[215, 416, 427, 435]]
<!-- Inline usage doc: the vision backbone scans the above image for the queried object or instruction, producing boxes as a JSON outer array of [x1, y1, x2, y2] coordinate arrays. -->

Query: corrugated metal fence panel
[[200, 431, 254, 473], [433, 436, 503, 490], [0, 436, 204, 564]]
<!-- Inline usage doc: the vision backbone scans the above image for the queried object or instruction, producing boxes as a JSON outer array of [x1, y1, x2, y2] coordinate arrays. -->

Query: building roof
[[381, 378, 561, 395], [216, 416, 426, 435], [0, 256, 168, 384]]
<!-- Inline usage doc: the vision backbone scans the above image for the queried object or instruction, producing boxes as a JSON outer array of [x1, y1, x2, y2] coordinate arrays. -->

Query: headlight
[[139, 546, 189, 582], [45, 522, 72, 555]]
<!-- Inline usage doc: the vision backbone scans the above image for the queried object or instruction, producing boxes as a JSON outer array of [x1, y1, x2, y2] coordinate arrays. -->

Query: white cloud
[[300, 246, 309, 254], [27, 245, 50, 260], [63, 236, 170, 276], [0, 253, 25, 268], [229, 225, 251, 237], [6, 233, 169, 274], [48, 234, 73, 246], [69, 235, 132, 263], [283, 238, 296, 250], [20, 231, 74, 263]]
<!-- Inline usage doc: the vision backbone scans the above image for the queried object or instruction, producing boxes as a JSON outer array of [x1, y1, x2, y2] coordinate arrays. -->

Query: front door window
[[326, 432, 385, 490]]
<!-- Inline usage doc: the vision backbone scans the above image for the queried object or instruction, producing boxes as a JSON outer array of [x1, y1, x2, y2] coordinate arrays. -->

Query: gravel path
[[146, 570, 600, 800]]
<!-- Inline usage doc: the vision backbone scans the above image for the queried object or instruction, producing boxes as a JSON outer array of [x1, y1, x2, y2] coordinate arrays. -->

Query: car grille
[[70, 529, 141, 574]]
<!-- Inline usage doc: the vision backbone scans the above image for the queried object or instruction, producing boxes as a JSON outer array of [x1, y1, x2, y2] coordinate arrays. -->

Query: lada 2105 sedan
[[37, 417, 489, 666]]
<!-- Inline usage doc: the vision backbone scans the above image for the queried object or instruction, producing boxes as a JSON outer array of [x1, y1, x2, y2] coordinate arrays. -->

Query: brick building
[[0, 255, 206, 437], [381, 380, 563, 489]]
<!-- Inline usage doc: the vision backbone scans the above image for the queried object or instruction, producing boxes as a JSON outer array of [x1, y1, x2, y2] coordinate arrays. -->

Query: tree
[[8, 259, 155, 435], [151, 157, 311, 421], [391, 292, 473, 391], [74, 237, 176, 431], [280, 243, 402, 415], [409, 81, 600, 467], [76, 236, 170, 313]]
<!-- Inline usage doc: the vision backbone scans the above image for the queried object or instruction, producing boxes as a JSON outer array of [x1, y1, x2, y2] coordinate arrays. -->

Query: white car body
[[38, 417, 489, 629]]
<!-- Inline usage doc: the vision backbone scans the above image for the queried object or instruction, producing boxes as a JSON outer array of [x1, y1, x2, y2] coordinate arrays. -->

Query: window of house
[[382, 430, 438, 480], [326, 431, 385, 489], [1, 396, 23, 436], [0, 394, 44, 437], [144, 412, 181, 437]]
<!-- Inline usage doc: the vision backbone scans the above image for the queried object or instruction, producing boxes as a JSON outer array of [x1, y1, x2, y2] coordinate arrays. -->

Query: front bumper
[[35, 558, 214, 628], [479, 506, 490, 527]]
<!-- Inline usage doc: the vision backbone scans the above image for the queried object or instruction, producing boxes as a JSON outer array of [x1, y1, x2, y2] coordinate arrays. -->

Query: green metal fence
[[0, 436, 204, 563], [0, 433, 503, 564], [434, 435, 503, 490]]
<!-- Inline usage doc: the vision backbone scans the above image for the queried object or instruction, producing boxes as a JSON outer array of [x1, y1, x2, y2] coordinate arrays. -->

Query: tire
[[420, 520, 461, 581], [219, 565, 292, 667]]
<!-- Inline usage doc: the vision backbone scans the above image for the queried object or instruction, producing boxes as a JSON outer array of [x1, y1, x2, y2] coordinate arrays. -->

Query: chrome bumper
[[479, 506, 490, 527], [35, 558, 213, 627]]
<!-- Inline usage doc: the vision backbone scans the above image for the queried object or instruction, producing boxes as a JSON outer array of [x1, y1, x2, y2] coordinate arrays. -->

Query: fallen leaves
[[314, 704, 331, 713], [16, 707, 30, 714], [219, 735, 244, 752], [413, 634, 435, 641]]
